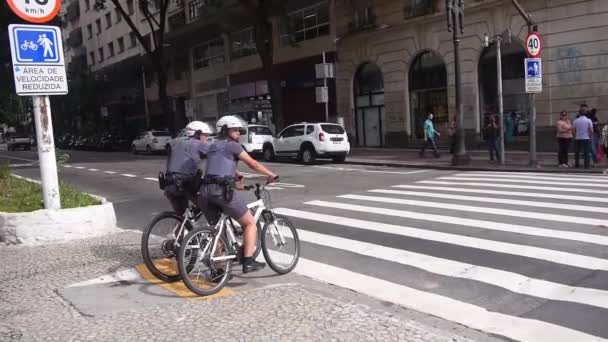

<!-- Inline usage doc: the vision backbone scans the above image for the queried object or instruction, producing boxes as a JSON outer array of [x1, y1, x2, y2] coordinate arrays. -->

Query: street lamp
[[484, 29, 511, 165], [446, 0, 470, 165]]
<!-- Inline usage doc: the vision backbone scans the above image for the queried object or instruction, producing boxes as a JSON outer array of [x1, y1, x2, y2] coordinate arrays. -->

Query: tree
[[238, 0, 287, 130], [94, 0, 180, 131]]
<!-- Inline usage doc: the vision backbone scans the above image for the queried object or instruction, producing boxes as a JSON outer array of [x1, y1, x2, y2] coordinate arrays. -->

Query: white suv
[[263, 123, 350, 164]]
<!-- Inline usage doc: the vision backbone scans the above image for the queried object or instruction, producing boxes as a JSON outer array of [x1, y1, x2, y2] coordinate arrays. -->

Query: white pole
[[497, 37, 505, 165], [323, 51, 329, 122], [32, 95, 61, 210]]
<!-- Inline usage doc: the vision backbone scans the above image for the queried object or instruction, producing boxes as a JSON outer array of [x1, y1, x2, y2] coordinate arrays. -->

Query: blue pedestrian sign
[[8, 24, 68, 96], [8, 24, 63, 65], [525, 58, 542, 93]]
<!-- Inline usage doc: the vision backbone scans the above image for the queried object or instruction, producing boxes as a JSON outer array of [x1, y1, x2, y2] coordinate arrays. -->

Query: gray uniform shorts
[[197, 184, 248, 224]]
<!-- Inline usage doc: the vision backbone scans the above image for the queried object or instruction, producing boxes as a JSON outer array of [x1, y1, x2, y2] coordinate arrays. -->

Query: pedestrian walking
[[573, 112, 594, 169], [556, 110, 573, 167], [419, 112, 440, 158], [484, 115, 500, 161]]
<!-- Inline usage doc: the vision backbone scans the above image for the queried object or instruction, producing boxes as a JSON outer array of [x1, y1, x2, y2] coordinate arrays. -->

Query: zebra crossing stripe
[[419, 181, 608, 195], [469, 171, 608, 180], [337, 194, 608, 227], [295, 228, 608, 310], [275, 253, 607, 342], [456, 173, 608, 183], [276, 207, 608, 271], [439, 176, 608, 188], [369, 189, 608, 214], [392, 184, 608, 203]]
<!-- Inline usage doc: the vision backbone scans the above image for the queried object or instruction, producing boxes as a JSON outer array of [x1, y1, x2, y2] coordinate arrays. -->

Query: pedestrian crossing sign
[[8, 24, 64, 65]]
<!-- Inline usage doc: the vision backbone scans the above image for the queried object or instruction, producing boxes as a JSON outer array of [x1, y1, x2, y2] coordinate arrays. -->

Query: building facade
[[334, 0, 608, 147]]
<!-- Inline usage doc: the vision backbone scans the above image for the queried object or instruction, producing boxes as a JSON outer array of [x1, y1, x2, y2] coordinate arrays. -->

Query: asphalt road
[[2, 147, 608, 342]]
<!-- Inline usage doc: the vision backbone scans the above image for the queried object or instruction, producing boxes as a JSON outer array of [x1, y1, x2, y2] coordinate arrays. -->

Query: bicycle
[[141, 203, 261, 282], [20, 40, 38, 51], [177, 182, 300, 296]]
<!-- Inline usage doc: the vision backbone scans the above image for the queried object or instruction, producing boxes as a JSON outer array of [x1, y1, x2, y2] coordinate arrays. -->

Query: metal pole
[[528, 24, 538, 167], [450, 0, 470, 165], [141, 66, 150, 129], [323, 51, 329, 122], [32, 96, 61, 210], [497, 37, 505, 165]]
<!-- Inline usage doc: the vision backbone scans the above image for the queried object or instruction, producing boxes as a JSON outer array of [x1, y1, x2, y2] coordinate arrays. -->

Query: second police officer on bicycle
[[198, 115, 278, 274]]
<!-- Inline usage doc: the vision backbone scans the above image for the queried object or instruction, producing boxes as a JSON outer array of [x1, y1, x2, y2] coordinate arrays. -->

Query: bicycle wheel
[[226, 215, 262, 260], [178, 227, 233, 296], [261, 215, 300, 274], [141, 212, 195, 282]]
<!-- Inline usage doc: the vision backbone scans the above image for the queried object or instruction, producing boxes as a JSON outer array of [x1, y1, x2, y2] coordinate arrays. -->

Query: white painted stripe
[[88, 168, 99, 172], [419, 181, 608, 195], [313, 165, 428, 175], [0, 155, 36, 162], [393, 184, 608, 203], [285, 257, 607, 342], [265, 186, 285, 190], [67, 268, 142, 288], [104, 171, 117, 174], [296, 229, 608, 310], [75, 166, 85, 169], [337, 194, 607, 227], [275, 207, 608, 271], [10, 163, 33, 167], [370, 189, 608, 214], [64, 165, 73, 168], [440, 176, 608, 188], [144, 177, 158, 181], [470, 171, 608, 180], [323, 197, 608, 245], [457, 173, 608, 183], [121, 173, 137, 178]]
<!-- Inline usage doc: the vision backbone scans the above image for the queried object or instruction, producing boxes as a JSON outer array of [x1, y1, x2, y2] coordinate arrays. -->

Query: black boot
[[242, 257, 266, 274]]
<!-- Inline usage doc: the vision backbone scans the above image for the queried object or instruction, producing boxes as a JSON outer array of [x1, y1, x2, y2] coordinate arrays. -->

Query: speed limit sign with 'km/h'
[[6, 0, 61, 23], [526, 32, 542, 58]]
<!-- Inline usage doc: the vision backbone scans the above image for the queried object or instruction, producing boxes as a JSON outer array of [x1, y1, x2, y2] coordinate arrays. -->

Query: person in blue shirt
[[419, 113, 440, 158]]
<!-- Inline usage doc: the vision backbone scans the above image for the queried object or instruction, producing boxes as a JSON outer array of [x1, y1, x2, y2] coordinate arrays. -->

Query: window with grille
[[280, 1, 330, 46], [192, 38, 225, 69]]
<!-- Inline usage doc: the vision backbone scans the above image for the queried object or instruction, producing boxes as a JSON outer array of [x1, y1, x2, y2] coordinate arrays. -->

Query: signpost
[[525, 58, 542, 93], [525, 32, 542, 58], [8, 23, 66, 210]]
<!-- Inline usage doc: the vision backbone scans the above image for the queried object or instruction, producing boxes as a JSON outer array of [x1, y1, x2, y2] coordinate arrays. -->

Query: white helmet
[[185, 121, 213, 137], [216, 115, 245, 133]]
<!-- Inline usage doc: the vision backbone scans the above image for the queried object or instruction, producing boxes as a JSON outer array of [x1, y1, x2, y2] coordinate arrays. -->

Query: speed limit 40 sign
[[6, 0, 61, 23], [526, 32, 542, 58]]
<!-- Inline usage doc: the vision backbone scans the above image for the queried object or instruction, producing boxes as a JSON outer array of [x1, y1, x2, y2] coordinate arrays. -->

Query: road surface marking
[[392, 184, 608, 203], [275, 207, 608, 271], [456, 172, 608, 183], [336, 194, 607, 227], [281, 256, 607, 342], [144, 177, 158, 181], [313, 165, 428, 175], [64, 165, 73, 168], [121, 173, 137, 178], [295, 228, 608, 310], [104, 171, 117, 174], [88, 168, 99, 172], [75, 166, 85, 169], [470, 171, 608, 179], [371, 189, 608, 213], [0, 154, 36, 162], [328, 196, 608, 245], [439, 176, 608, 188], [419, 181, 608, 195]]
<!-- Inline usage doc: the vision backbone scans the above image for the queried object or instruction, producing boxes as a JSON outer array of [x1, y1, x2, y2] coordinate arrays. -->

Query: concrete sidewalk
[[346, 148, 608, 173], [0, 230, 496, 342]]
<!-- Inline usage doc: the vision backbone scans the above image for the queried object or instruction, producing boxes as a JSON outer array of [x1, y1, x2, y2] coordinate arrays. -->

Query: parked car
[[7, 134, 31, 151], [131, 130, 173, 154], [262, 122, 350, 164], [240, 124, 274, 156]]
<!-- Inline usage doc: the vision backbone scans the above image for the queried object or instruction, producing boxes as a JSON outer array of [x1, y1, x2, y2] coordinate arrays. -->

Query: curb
[[0, 175, 121, 245], [343, 159, 606, 174]]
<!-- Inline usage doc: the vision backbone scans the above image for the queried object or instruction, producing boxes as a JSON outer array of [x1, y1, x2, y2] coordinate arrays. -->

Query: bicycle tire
[[141, 211, 194, 282], [178, 227, 232, 296], [261, 215, 300, 275]]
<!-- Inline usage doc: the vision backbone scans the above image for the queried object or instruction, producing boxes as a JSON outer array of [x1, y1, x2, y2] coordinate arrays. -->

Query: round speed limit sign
[[526, 32, 542, 58], [6, 0, 61, 23]]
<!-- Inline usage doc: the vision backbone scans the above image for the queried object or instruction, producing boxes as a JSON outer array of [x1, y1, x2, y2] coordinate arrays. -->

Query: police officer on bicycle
[[199, 115, 278, 274], [164, 121, 213, 216]]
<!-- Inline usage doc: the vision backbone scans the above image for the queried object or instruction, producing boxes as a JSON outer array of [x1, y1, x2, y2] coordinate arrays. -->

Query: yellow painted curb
[[135, 260, 236, 300]]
